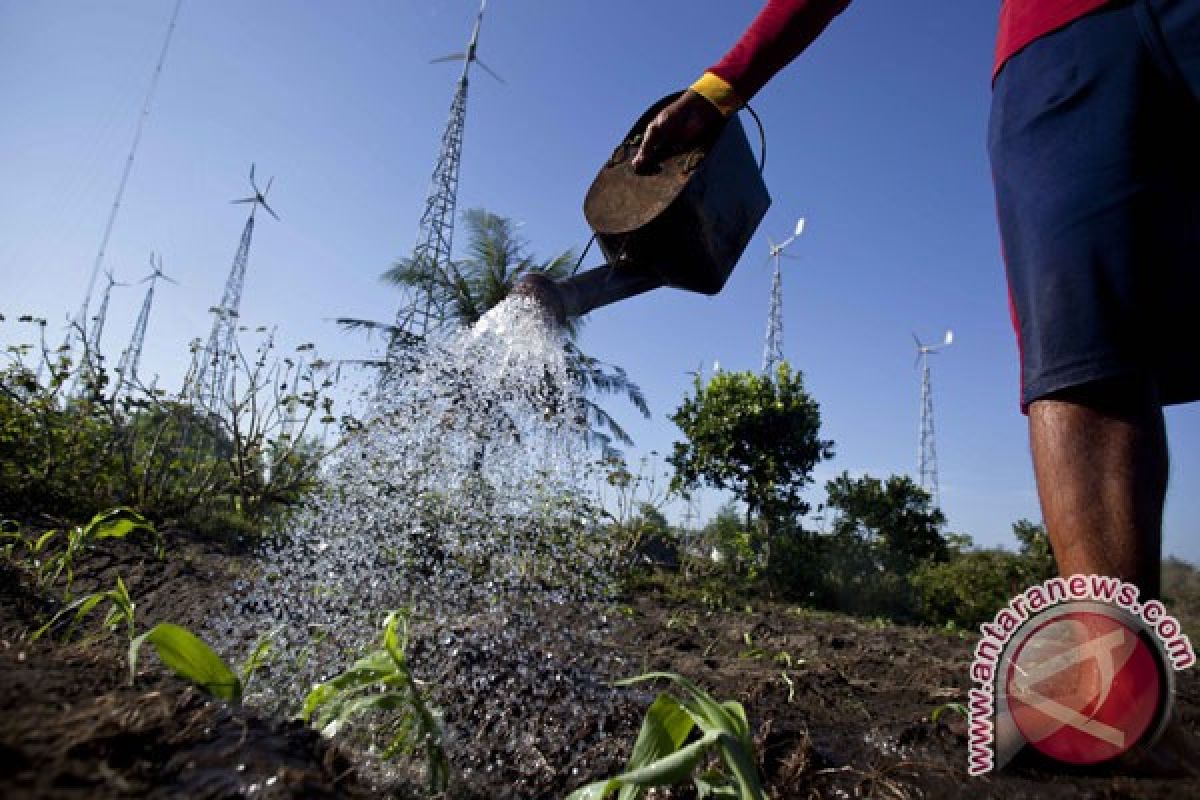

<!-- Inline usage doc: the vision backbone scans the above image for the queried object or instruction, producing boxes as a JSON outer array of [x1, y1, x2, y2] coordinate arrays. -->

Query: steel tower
[[389, 0, 500, 359], [71, 269, 127, 397], [114, 253, 175, 400], [762, 218, 805, 375], [190, 165, 278, 412], [914, 330, 953, 506], [68, 0, 182, 354], [88, 270, 127, 360]]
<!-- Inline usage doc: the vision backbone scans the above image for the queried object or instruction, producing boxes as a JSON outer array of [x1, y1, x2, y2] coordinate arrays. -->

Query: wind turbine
[[232, 163, 280, 222], [114, 252, 177, 400], [191, 164, 279, 412], [914, 329, 953, 507], [389, 0, 503, 365], [762, 217, 805, 375]]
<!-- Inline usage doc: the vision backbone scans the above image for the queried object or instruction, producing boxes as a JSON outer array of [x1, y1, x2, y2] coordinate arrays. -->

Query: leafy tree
[[1011, 518, 1055, 582], [379, 208, 649, 454], [824, 472, 948, 574], [668, 363, 833, 526]]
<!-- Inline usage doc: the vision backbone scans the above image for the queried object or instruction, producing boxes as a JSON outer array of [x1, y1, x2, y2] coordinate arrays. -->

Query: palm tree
[[381, 208, 649, 455]]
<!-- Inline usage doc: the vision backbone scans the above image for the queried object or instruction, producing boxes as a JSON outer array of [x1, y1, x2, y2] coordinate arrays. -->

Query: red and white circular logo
[[1005, 608, 1166, 765]]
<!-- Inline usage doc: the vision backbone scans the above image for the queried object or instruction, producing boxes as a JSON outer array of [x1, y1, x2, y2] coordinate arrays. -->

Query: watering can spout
[[513, 266, 666, 325]]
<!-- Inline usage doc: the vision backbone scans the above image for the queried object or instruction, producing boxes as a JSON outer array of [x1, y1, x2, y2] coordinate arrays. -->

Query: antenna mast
[[914, 330, 953, 507], [762, 218, 805, 375], [190, 165, 278, 413], [69, 0, 183, 352], [388, 0, 500, 364]]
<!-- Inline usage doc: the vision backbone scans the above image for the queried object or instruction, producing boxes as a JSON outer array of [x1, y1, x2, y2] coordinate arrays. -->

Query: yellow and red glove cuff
[[689, 71, 743, 117]]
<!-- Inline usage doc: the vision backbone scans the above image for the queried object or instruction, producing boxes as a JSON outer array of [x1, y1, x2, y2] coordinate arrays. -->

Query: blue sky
[[2, 1, 1197, 560]]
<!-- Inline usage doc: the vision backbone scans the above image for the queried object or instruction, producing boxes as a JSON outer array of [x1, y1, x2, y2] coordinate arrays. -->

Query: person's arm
[[633, 0, 851, 172]]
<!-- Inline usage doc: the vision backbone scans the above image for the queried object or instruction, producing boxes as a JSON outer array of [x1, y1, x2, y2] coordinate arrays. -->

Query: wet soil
[[2, 532, 1198, 799]]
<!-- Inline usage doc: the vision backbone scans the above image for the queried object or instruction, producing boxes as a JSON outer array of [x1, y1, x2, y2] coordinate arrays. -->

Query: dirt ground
[[2, 531, 1198, 799]]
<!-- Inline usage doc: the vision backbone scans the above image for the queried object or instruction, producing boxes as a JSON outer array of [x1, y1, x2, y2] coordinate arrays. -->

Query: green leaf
[[32, 529, 57, 553], [130, 622, 241, 701], [616, 693, 695, 800], [31, 590, 107, 641], [86, 507, 154, 540], [239, 626, 281, 691], [566, 734, 718, 800]]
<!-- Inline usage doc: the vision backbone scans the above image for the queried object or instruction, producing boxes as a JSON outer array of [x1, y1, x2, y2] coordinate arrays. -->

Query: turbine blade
[[475, 58, 505, 84], [260, 199, 281, 221], [430, 52, 465, 64], [232, 196, 256, 205], [161, 274, 179, 285], [912, 332, 922, 349], [265, 176, 275, 195]]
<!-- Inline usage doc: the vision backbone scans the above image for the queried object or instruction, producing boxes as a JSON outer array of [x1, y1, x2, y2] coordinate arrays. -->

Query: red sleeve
[[708, 0, 852, 101]]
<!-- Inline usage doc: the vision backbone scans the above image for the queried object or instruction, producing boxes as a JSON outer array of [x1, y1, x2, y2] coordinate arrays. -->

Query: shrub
[[0, 315, 345, 534]]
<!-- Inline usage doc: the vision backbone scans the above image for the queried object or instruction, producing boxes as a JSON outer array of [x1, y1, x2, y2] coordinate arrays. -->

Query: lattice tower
[[761, 218, 805, 376], [114, 253, 173, 400], [914, 331, 952, 507], [388, 0, 498, 366], [762, 259, 784, 375], [190, 166, 277, 413]]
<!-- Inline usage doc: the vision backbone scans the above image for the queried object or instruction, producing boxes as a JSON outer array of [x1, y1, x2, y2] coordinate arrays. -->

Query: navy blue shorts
[[989, 0, 1200, 411]]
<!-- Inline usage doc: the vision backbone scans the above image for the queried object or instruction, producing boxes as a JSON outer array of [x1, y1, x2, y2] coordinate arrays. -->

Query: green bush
[[0, 316, 342, 534], [911, 520, 1055, 629]]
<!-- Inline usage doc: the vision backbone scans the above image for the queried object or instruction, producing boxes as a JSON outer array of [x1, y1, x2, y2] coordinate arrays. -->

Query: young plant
[[21, 507, 159, 598], [567, 671, 766, 800], [32, 574, 136, 642], [129, 622, 242, 701], [302, 609, 448, 794], [31, 574, 243, 702]]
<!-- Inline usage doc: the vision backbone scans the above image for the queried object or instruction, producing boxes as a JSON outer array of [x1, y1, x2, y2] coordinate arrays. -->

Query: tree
[[668, 363, 833, 525], [381, 208, 649, 454], [1011, 518, 1055, 582], [824, 472, 948, 574]]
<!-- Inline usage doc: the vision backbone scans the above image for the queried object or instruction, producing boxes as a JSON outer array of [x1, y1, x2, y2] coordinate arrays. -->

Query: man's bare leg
[[1026, 391, 1197, 775], [1028, 387, 1167, 598]]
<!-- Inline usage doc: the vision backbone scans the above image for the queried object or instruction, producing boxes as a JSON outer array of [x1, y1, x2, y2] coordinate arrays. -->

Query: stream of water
[[213, 295, 628, 791]]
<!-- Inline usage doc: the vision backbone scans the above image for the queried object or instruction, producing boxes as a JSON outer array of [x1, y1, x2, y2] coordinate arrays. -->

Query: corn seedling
[[130, 622, 243, 701], [32, 575, 136, 642], [238, 625, 281, 695], [302, 609, 449, 794], [13, 508, 159, 598], [566, 671, 766, 800]]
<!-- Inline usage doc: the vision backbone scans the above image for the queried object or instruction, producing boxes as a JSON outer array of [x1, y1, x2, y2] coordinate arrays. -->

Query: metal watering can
[[514, 92, 770, 323]]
